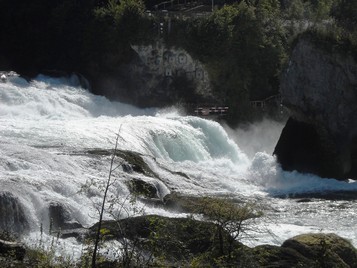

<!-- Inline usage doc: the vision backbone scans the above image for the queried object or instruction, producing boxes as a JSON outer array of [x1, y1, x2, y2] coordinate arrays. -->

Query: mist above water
[[224, 119, 285, 159], [1, 74, 357, 251]]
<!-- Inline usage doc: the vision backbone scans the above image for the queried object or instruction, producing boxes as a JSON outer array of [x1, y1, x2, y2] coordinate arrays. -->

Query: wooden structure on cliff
[[250, 94, 281, 110], [194, 106, 229, 116], [183, 103, 229, 118]]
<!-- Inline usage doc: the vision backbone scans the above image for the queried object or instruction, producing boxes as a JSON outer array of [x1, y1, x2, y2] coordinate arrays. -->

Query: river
[[1, 73, 357, 258]]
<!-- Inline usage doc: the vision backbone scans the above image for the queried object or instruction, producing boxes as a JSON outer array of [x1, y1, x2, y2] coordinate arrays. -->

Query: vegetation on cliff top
[[0, 0, 355, 123]]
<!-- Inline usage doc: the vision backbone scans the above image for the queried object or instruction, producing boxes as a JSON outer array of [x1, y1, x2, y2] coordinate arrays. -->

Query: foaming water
[[0, 74, 156, 119], [224, 119, 285, 159], [249, 152, 357, 195], [1, 74, 357, 252]]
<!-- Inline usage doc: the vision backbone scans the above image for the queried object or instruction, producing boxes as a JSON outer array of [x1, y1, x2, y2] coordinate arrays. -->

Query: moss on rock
[[126, 178, 159, 199], [87, 149, 157, 177], [88, 215, 244, 264], [252, 244, 314, 267], [282, 233, 357, 267]]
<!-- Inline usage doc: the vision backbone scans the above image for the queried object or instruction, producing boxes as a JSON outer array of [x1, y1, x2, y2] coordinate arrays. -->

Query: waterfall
[[1, 73, 357, 250]]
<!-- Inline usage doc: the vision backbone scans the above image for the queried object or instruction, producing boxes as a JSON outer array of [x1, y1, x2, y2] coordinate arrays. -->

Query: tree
[[92, 128, 122, 268], [333, 0, 357, 32], [192, 197, 261, 259], [313, 0, 333, 22], [286, 0, 310, 20]]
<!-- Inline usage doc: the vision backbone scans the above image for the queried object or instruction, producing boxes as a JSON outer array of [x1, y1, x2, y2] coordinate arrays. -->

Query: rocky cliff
[[274, 33, 357, 179], [88, 41, 214, 108]]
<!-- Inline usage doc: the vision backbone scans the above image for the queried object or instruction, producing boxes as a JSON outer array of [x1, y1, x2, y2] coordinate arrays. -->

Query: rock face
[[274, 117, 343, 178], [131, 43, 213, 102], [48, 202, 82, 231], [88, 42, 214, 108], [0, 192, 29, 234], [275, 34, 357, 179]]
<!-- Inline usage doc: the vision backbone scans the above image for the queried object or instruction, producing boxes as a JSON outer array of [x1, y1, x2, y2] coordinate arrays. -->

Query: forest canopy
[[0, 0, 355, 123]]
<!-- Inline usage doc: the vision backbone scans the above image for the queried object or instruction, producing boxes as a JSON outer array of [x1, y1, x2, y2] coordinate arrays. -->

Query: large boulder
[[282, 233, 357, 267], [48, 202, 82, 232], [0, 192, 29, 235], [252, 233, 357, 268], [274, 117, 343, 178], [275, 33, 357, 179]]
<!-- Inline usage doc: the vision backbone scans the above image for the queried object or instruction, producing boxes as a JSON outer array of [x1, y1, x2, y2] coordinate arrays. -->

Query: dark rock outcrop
[[48, 202, 82, 231], [274, 117, 343, 178], [87, 149, 157, 177], [88, 215, 242, 262], [0, 239, 26, 261], [127, 178, 159, 199], [275, 34, 357, 179], [0, 192, 29, 235], [86, 44, 213, 108]]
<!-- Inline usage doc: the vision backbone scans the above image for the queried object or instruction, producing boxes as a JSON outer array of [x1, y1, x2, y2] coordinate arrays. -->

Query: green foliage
[[83, 0, 154, 70], [0, 0, 355, 124], [298, 29, 357, 61], [314, 0, 334, 21], [0, 230, 17, 242], [23, 232, 76, 268], [333, 0, 357, 29], [94, 0, 147, 41], [285, 0, 312, 20], [167, 1, 287, 124], [190, 196, 262, 259], [256, 0, 281, 20]]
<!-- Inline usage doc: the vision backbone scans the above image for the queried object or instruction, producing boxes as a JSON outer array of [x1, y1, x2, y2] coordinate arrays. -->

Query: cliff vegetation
[[0, 0, 355, 124]]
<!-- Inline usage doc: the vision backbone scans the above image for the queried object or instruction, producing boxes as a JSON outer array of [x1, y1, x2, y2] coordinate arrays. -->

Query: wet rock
[[48, 202, 82, 231], [127, 178, 159, 199], [0, 192, 29, 235], [121, 163, 133, 173], [60, 228, 88, 242], [87, 149, 157, 177], [163, 192, 201, 212], [0, 239, 26, 261]]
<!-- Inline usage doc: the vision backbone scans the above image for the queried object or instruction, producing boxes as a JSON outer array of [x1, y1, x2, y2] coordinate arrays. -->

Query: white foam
[[249, 152, 357, 196], [1, 74, 357, 252]]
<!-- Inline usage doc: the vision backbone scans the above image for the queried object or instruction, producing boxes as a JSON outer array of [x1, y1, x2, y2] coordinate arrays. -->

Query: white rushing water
[[1, 74, 357, 255]]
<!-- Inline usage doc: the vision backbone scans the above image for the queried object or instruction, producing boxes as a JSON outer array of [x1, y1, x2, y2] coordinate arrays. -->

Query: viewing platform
[[194, 106, 229, 116], [182, 103, 229, 118]]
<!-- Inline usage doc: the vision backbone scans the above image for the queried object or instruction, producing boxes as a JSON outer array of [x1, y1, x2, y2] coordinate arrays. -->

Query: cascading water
[[1, 74, 357, 255]]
